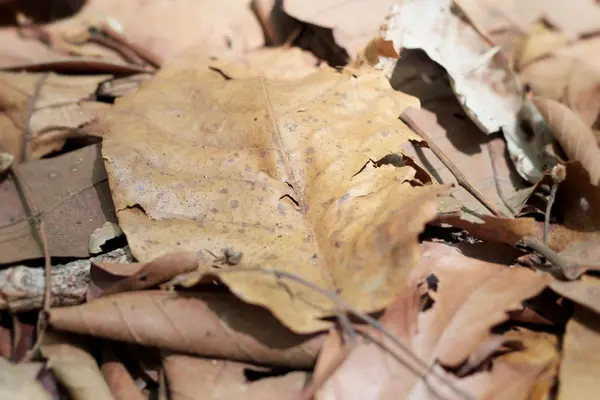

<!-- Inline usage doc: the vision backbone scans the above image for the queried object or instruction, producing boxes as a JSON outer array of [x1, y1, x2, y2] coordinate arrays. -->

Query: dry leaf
[[0, 0, 264, 68], [242, 47, 320, 80], [96, 251, 205, 296], [164, 354, 308, 400], [514, 23, 569, 70], [284, 0, 398, 57], [49, 290, 324, 369], [0, 144, 117, 264], [533, 97, 600, 185], [315, 241, 550, 399], [0, 72, 110, 162], [41, 332, 113, 400], [89, 222, 123, 254], [520, 38, 600, 128], [558, 306, 600, 399], [375, 0, 551, 183], [101, 347, 146, 400], [551, 275, 600, 315], [102, 54, 445, 333], [0, 358, 50, 400]]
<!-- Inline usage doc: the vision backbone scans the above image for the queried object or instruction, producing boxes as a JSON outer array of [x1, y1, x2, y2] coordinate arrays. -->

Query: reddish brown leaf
[[0, 144, 116, 263], [49, 291, 323, 369], [101, 348, 146, 400], [533, 97, 600, 185], [314, 241, 550, 399], [164, 354, 308, 400], [95, 251, 206, 297]]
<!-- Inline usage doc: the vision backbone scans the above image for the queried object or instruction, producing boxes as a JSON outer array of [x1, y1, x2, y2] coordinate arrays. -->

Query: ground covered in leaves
[[1, 0, 600, 399]]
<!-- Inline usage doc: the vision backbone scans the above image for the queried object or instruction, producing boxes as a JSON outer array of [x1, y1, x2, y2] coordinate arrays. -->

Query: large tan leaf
[[49, 291, 324, 369], [164, 354, 308, 400], [0, 72, 109, 162], [103, 55, 444, 333], [315, 241, 552, 399], [558, 306, 600, 400]]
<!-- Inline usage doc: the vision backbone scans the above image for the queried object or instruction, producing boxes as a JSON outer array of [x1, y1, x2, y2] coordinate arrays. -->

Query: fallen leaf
[[0, 72, 110, 162], [0, 144, 117, 264], [376, 0, 550, 183], [0, 358, 50, 400], [49, 290, 324, 369], [558, 305, 600, 399], [315, 241, 550, 399], [533, 97, 600, 185], [164, 354, 308, 400], [242, 47, 320, 80], [103, 54, 445, 333], [41, 332, 113, 400], [101, 347, 146, 400], [551, 275, 600, 315], [454, 0, 600, 41], [0, 0, 264, 68], [97, 251, 205, 296], [514, 23, 569, 70], [519, 38, 600, 128], [284, 0, 398, 57]]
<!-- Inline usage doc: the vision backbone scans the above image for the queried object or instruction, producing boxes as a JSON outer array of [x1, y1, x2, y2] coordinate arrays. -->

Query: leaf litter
[[1, 0, 600, 399]]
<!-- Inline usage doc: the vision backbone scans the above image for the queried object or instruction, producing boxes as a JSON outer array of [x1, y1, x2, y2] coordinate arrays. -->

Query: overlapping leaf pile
[[1, 0, 600, 399]]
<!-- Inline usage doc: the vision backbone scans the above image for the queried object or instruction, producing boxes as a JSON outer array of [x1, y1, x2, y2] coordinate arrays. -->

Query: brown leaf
[[103, 54, 444, 333], [533, 97, 600, 185], [0, 72, 110, 162], [283, 0, 398, 56], [101, 347, 146, 400], [164, 354, 308, 400], [551, 275, 600, 315], [558, 305, 600, 399], [49, 290, 324, 369], [41, 332, 113, 400], [315, 241, 550, 399], [0, 144, 117, 263], [0, 358, 50, 400], [95, 251, 205, 297], [0, 0, 264, 68], [520, 38, 600, 128]]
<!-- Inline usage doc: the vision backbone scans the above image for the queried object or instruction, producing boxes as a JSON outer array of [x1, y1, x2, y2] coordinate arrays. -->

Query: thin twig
[[11, 168, 52, 362], [518, 236, 579, 280], [222, 267, 474, 400], [400, 109, 510, 218], [99, 22, 163, 68]]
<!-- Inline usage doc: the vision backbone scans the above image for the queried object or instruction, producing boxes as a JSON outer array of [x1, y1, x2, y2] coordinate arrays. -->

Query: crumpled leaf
[[0, 144, 117, 264], [93, 250, 206, 297], [0, 358, 50, 400], [100, 347, 145, 400], [0, 0, 264, 68], [49, 290, 324, 369], [103, 54, 445, 333], [284, 0, 398, 57], [533, 97, 600, 185], [0, 72, 110, 162], [164, 354, 308, 400], [376, 0, 550, 183], [41, 332, 113, 400], [315, 241, 550, 399], [558, 305, 600, 399]]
